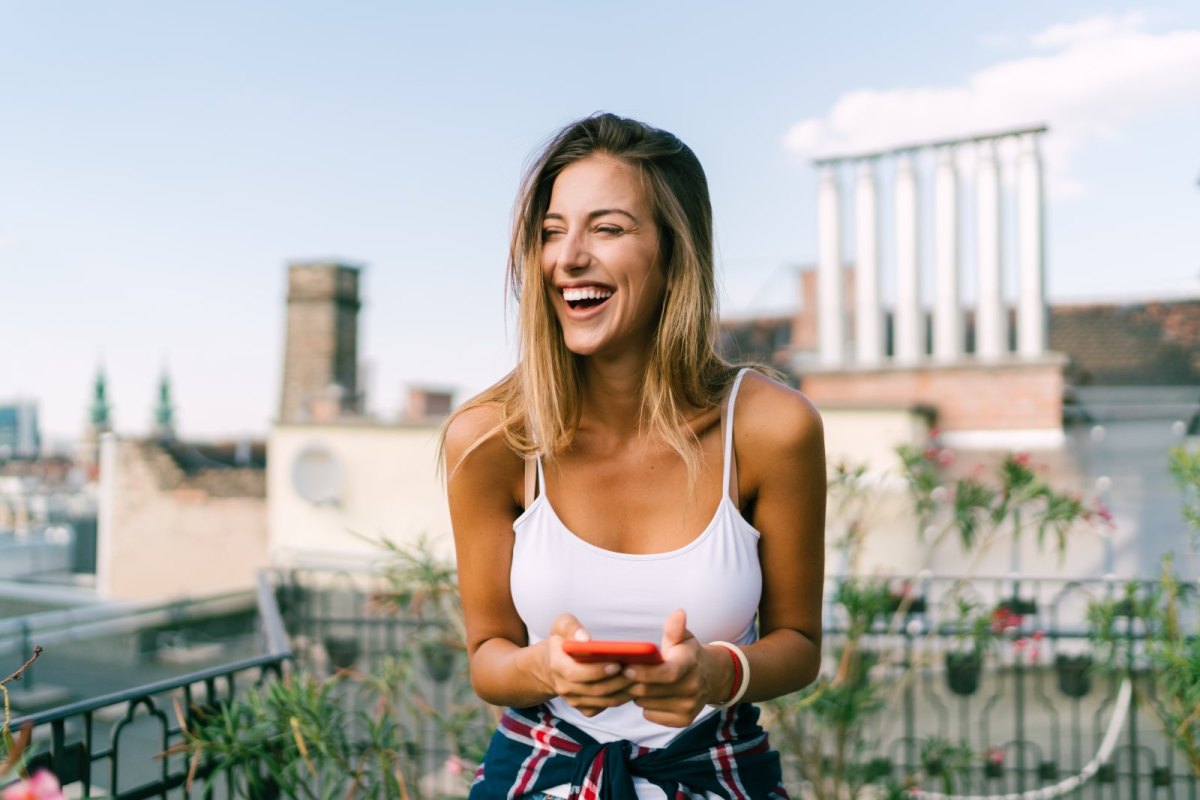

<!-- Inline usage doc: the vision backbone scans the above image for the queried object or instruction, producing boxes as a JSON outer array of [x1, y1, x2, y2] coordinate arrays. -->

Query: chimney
[[278, 262, 363, 423]]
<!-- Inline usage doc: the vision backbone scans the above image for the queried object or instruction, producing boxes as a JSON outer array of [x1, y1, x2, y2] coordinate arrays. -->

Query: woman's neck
[[576, 351, 704, 439], [577, 352, 648, 437]]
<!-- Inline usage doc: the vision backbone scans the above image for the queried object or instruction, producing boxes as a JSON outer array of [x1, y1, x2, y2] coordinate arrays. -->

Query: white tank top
[[509, 368, 762, 754]]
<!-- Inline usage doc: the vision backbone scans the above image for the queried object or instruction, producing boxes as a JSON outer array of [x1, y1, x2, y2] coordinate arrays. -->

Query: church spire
[[153, 368, 175, 440], [89, 365, 111, 430]]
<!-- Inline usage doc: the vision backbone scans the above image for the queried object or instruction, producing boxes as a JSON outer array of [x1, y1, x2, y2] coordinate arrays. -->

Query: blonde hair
[[445, 113, 740, 483]]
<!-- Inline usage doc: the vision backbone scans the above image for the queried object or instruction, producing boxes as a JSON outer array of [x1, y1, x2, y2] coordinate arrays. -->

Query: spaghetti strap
[[523, 455, 547, 508], [721, 368, 751, 502]]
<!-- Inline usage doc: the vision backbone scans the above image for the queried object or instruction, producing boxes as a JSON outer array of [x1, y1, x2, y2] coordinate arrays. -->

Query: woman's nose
[[556, 230, 591, 272]]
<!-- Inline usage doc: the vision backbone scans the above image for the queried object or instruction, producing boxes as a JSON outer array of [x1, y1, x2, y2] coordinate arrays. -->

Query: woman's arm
[[445, 405, 633, 711], [736, 371, 826, 697], [625, 373, 825, 726]]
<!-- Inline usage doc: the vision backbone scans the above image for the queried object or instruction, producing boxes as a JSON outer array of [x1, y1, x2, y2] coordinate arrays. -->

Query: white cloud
[[1030, 11, 1146, 49], [784, 11, 1200, 196]]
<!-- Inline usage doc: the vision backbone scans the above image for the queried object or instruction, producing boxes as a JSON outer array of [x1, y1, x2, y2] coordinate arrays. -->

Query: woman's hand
[[541, 614, 635, 717], [623, 610, 735, 728]]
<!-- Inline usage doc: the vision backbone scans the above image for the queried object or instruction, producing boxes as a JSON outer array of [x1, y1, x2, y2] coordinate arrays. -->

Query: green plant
[[1086, 555, 1199, 778], [918, 736, 974, 794], [777, 445, 1106, 797], [1168, 442, 1200, 543], [1144, 557, 1199, 777], [177, 664, 418, 799]]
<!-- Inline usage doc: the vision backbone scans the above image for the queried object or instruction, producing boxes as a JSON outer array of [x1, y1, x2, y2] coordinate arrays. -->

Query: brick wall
[[802, 357, 1066, 433]]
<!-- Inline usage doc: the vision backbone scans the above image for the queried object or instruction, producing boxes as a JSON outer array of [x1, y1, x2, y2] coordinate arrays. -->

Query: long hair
[[445, 113, 738, 483]]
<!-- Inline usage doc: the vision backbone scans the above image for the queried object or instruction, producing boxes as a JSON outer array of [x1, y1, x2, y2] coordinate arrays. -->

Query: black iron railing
[[6, 573, 291, 799]]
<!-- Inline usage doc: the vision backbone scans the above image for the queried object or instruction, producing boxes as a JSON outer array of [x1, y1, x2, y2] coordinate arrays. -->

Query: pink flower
[[987, 747, 1006, 765], [1089, 500, 1115, 528], [2, 771, 64, 800], [1012, 452, 1032, 467]]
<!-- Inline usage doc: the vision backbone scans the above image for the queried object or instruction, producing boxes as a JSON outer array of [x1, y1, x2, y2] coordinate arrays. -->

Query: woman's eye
[[595, 225, 622, 235], [541, 228, 562, 242]]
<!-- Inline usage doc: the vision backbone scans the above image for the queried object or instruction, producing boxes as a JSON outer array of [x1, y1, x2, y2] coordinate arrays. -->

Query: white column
[[975, 139, 1005, 360], [818, 163, 845, 366], [932, 146, 962, 362], [894, 152, 921, 363], [1016, 133, 1046, 358], [854, 159, 883, 366]]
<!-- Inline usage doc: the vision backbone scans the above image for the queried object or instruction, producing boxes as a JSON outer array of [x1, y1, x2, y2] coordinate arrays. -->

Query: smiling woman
[[440, 113, 826, 800]]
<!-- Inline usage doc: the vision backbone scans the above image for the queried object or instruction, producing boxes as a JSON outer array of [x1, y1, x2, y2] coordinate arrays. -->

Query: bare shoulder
[[734, 370, 824, 453], [443, 403, 523, 485]]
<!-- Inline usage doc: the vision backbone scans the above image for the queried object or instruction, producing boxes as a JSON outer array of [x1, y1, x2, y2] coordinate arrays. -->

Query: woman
[[443, 113, 825, 799]]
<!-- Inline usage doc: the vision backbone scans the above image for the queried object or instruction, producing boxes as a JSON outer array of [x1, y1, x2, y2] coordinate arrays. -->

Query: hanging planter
[[945, 650, 983, 696], [1054, 653, 1093, 698], [421, 639, 459, 683], [323, 634, 360, 671]]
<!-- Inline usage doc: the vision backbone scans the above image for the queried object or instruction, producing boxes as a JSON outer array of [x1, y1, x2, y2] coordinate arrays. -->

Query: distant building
[[269, 261, 452, 565], [0, 399, 40, 458], [278, 261, 364, 423], [720, 274, 1200, 422], [96, 435, 268, 600]]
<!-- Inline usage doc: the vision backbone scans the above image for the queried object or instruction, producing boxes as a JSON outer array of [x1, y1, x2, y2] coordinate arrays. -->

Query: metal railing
[[5, 573, 291, 799]]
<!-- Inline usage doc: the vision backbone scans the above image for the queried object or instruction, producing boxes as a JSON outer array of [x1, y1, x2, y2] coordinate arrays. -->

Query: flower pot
[[421, 640, 458, 682], [324, 634, 360, 671], [885, 593, 927, 615], [865, 757, 892, 782], [1055, 653, 1093, 698], [999, 597, 1037, 616], [945, 651, 982, 696]]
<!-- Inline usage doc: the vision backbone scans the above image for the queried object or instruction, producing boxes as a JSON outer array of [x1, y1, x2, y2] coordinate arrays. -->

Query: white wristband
[[709, 641, 750, 708]]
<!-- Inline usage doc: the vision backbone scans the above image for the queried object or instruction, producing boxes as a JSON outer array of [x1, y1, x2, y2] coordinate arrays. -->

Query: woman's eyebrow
[[589, 208, 639, 223], [543, 209, 640, 223]]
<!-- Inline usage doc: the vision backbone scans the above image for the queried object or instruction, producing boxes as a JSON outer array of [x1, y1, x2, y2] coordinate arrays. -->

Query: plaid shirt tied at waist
[[468, 702, 789, 800]]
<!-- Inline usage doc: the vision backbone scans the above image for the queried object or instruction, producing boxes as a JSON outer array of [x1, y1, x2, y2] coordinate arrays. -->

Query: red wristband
[[713, 642, 744, 704]]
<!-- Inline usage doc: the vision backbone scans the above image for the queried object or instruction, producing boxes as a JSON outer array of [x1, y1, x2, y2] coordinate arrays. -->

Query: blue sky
[[2, 2, 1198, 444]]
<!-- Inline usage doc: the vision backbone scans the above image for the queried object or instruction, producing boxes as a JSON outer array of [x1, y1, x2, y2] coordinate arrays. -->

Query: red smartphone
[[562, 640, 664, 665]]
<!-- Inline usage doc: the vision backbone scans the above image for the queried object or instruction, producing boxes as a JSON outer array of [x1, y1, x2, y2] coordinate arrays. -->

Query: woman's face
[[540, 155, 666, 360]]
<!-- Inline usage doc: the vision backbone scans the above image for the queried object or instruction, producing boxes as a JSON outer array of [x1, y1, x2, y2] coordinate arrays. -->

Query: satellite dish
[[291, 444, 342, 505]]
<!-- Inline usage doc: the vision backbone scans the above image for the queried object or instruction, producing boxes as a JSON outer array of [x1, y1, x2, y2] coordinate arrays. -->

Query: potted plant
[[322, 634, 360, 671], [984, 747, 1005, 779], [918, 737, 973, 795], [1054, 652, 1093, 698], [945, 598, 992, 696]]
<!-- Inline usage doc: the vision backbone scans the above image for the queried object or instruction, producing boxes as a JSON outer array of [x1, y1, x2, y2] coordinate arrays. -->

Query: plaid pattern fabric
[[468, 703, 789, 800]]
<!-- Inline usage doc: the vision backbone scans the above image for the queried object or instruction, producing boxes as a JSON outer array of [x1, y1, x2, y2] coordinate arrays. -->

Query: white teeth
[[562, 286, 614, 302]]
